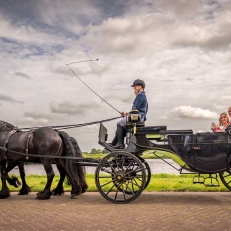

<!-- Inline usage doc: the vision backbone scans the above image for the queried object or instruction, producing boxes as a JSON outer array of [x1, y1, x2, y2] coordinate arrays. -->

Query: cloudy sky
[[0, 0, 231, 152]]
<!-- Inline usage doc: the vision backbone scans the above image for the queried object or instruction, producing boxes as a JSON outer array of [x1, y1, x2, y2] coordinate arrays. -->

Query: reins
[[19, 116, 121, 130]]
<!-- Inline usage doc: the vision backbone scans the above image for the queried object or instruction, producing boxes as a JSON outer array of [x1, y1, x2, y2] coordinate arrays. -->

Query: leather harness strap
[[1, 129, 18, 159], [25, 130, 34, 160], [0, 123, 34, 160]]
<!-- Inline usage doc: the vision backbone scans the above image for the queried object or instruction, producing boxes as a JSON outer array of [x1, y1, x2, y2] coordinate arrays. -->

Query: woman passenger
[[211, 112, 229, 132]]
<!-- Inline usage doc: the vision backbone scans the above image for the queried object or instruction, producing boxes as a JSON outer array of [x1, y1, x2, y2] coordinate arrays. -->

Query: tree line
[[83, 148, 109, 154]]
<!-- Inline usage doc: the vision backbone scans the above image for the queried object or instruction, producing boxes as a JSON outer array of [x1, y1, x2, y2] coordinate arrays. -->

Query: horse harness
[[0, 125, 34, 161]]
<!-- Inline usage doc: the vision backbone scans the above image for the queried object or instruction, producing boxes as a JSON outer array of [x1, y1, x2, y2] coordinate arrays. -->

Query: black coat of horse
[[0, 120, 88, 199]]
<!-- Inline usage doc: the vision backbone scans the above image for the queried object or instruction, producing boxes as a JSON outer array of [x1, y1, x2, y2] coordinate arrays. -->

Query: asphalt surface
[[0, 192, 231, 231]]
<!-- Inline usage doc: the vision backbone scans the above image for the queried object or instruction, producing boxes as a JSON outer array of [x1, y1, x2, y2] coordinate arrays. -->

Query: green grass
[[83, 151, 170, 159], [3, 173, 230, 192]]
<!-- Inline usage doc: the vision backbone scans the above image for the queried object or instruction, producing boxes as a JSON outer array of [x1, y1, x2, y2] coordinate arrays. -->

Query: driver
[[110, 79, 148, 149]]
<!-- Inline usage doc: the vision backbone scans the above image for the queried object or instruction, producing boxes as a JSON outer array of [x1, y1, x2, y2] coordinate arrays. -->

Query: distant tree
[[102, 149, 110, 154], [90, 148, 98, 154], [97, 149, 102, 153]]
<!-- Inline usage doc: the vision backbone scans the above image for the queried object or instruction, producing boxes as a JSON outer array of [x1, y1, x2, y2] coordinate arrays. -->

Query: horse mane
[[0, 120, 17, 131]]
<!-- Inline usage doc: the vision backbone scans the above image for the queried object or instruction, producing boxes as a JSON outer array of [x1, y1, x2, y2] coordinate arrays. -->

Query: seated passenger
[[228, 106, 231, 126], [110, 79, 148, 149], [211, 112, 229, 132]]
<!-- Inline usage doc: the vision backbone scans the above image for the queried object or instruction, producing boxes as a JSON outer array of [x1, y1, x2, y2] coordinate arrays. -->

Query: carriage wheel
[[95, 151, 146, 204], [139, 157, 151, 190], [219, 170, 231, 191], [115, 157, 151, 195]]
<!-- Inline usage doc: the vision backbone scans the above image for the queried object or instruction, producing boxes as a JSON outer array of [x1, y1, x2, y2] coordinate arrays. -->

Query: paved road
[[0, 192, 231, 231]]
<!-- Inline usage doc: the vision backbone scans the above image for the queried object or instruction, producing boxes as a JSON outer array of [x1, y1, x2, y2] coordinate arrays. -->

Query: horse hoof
[[0, 193, 10, 199], [81, 184, 88, 194], [18, 186, 31, 195], [70, 194, 77, 199], [36, 192, 51, 200], [52, 192, 64, 196], [52, 188, 65, 196], [18, 191, 28, 195]]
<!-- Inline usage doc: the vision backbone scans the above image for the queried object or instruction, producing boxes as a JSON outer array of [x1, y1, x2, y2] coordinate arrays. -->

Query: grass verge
[[83, 150, 170, 159], [3, 173, 230, 192]]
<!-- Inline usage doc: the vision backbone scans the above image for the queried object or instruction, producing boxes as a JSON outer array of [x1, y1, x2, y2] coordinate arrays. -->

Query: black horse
[[0, 120, 88, 199], [6, 137, 86, 197]]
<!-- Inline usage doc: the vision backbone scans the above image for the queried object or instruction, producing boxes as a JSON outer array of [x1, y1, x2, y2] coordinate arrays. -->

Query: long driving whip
[[66, 59, 122, 114]]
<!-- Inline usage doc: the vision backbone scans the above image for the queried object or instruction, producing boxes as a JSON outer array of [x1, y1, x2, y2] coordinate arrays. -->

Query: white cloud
[[171, 106, 219, 119], [49, 101, 102, 115], [212, 104, 226, 110], [222, 96, 231, 100], [87, 62, 111, 77], [24, 111, 62, 120], [17, 117, 49, 126]]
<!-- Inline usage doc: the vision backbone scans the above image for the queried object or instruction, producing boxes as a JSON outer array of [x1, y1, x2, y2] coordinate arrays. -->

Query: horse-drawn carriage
[[94, 110, 231, 203], [1, 110, 231, 204]]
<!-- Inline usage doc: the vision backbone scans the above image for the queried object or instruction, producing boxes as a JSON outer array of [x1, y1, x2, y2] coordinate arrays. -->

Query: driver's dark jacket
[[132, 91, 148, 121]]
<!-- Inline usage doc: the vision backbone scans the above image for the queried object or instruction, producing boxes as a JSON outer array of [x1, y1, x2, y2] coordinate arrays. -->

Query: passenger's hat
[[131, 79, 145, 88]]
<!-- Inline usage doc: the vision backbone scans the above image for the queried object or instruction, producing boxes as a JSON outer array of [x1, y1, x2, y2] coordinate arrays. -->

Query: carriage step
[[192, 175, 205, 184]]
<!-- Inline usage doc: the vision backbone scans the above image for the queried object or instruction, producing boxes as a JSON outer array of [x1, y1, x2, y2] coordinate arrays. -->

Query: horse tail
[[70, 137, 88, 192], [59, 131, 82, 192]]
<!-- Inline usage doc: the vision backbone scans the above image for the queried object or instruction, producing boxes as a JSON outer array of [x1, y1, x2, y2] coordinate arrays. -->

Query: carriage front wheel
[[219, 170, 231, 191], [95, 151, 146, 204]]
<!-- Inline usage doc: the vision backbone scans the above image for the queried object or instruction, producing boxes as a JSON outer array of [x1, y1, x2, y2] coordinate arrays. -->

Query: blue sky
[[0, 0, 231, 151]]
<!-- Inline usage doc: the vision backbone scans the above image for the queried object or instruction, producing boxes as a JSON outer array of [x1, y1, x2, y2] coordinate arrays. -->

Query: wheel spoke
[[121, 156, 125, 169], [132, 178, 141, 188], [135, 177, 142, 182], [131, 179, 135, 192], [115, 156, 119, 170], [128, 179, 141, 189], [114, 186, 120, 200], [121, 184, 126, 200], [106, 184, 116, 196], [125, 181, 135, 195], [101, 168, 113, 174], [100, 180, 114, 188], [123, 160, 133, 173], [126, 175, 143, 179], [106, 160, 115, 171], [124, 166, 141, 176], [99, 176, 113, 178]]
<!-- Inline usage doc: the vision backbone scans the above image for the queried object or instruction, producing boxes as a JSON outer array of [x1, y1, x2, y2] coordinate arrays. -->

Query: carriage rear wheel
[[95, 151, 146, 204], [219, 170, 231, 191], [139, 157, 151, 190]]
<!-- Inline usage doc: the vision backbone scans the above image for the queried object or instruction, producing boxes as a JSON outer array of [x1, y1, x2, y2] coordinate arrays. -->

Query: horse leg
[[5, 162, 21, 188], [18, 163, 31, 195], [56, 159, 82, 199], [36, 160, 54, 200], [76, 163, 88, 194], [66, 161, 82, 199], [0, 160, 10, 199], [52, 164, 66, 195]]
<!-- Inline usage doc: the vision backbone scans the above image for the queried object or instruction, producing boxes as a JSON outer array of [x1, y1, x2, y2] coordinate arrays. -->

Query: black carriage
[[93, 111, 231, 204]]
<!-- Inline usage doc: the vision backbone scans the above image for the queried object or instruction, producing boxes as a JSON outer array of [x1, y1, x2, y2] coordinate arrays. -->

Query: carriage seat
[[125, 121, 145, 127]]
